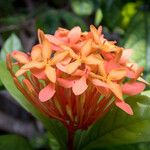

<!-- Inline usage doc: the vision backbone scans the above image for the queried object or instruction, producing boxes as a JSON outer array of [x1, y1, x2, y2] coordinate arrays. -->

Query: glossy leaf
[[0, 33, 23, 60], [0, 135, 33, 150], [75, 91, 150, 150], [0, 61, 67, 150]]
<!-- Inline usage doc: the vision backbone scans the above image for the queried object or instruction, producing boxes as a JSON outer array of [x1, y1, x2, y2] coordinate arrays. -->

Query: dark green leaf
[[0, 135, 33, 150], [0, 15, 25, 25], [0, 33, 23, 60], [30, 134, 49, 149], [0, 61, 67, 150], [36, 9, 61, 34], [0, 0, 14, 16], [102, 0, 122, 29], [75, 91, 150, 149], [60, 11, 87, 31]]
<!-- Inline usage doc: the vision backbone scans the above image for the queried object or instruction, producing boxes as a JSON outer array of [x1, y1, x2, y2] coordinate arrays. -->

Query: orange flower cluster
[[7, 25, 147, 131]]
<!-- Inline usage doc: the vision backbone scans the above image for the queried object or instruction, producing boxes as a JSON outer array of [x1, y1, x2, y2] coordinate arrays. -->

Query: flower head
[[7, 25, 147, 131]]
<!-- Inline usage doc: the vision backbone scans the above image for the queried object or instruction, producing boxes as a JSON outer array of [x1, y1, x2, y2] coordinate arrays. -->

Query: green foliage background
[[0, 0, 150, 150]]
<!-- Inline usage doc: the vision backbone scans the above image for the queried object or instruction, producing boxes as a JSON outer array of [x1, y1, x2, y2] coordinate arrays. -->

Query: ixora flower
[[7, 25, 147, 149]]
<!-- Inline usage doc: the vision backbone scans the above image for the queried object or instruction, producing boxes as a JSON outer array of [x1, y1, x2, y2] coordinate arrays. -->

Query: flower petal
[[31, 68, 47, 79], [60, 57, 72, 65], [134, 67, 144, 80], [92, 79, 110, 97], [122, 82, 146, 96], [39, 83, 55, 102], [100, 51, 114, 61], [108, 69, 126, 81], [98, 61, 106, 76], [68, 47, 78, 59], [31, 44, 42, 61], [57, 78, 74, 88], [92, 79, 108, 88], [72, 69, 85, 76], [84, 54, 101, 65], [68, 26, 81, 43], [38, 29, 45, 44], [126, 69, 136, 78], [22, 61, 45, 69], [45, 65, 56, 83], [105, 60, 120, 73], [81, 39, 92, 57], [51, 44, 62, 51], [120, 49, 132, 64], [60, 45, 78, 59], [12, 50, 29, 64], [51, 51, 69, 65], [115, 100, 133, 115], [108, 82, 123, 100], [42, 38, 52, 60], [15, 68, 28, 77], [72, 76, 88, 95], [46, 35, 64, 45], [90, 25, 100, 44], [56, 60, 81, 74]]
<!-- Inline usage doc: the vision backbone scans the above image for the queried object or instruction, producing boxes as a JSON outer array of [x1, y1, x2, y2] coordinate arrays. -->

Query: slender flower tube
[[7, 25, 147, 150]]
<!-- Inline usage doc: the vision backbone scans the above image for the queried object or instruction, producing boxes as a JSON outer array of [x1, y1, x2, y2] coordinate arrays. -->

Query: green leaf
[[71, 0, 94, 16], [60, 10, 87, 31], [48, 132, 61, 150], [122, 11, 150, 82], [0, 15, 25, 25], [0, 79, 3, 88], [102, 142, 150, 150], [30, 134, 48, 149], [122, 12, 146, 67], [0, 61, 67, 150], [36, 9, 61, 34], [102, 0, 122, 29], [75, 91, 150, 149], [0, 33, 23, 60], [0, 135, 33, 150], [121, 2, 139, 28], [145, 12, 150, 80], [94, 8, 103, 26]]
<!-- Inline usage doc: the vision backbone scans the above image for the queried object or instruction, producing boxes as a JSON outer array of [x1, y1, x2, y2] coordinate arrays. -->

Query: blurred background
[[0, 0, 150, 149]]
